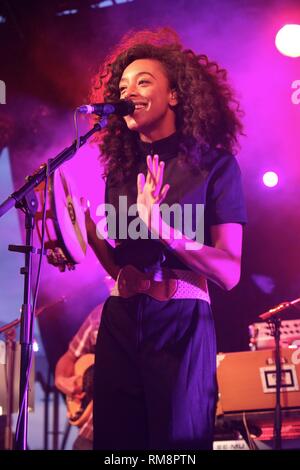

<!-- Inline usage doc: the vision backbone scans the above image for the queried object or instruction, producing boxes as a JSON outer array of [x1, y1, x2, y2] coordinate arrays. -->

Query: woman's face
[[119, 58, 178, 142]]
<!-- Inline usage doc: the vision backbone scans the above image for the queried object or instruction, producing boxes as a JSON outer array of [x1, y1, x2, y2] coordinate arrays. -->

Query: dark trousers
[[93, 295, 217, 450]]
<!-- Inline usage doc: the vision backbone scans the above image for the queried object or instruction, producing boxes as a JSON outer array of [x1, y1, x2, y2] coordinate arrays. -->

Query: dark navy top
[[105, 132, 247, 272]]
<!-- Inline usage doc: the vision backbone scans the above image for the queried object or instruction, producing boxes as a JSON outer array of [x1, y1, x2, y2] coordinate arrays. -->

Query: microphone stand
[[259, 297, 300, 450], [0, 118, 107, 450], [271, 316, 282, 450]]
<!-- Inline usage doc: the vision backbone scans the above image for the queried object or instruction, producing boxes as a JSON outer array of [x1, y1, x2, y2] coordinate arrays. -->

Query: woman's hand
[[137, 154, 170, 230]]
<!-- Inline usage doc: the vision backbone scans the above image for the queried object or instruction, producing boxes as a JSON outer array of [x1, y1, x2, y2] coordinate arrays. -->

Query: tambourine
[[34, 168, 87, 272]]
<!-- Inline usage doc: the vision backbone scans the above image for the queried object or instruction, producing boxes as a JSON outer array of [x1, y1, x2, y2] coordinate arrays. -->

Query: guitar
[[66, 353, 95, 427]]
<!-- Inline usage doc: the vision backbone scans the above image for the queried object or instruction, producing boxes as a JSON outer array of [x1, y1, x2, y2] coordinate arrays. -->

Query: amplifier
[[216, 348, 300, 414], [248, 319, 300, 350]]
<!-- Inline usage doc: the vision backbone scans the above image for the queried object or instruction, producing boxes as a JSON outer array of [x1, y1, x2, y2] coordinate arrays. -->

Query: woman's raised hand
[[137, 154, 170, 228]]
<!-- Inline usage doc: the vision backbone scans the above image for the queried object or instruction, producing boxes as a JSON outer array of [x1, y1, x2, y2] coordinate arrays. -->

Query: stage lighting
[[275, 24, 300, 58], [91, 0, 134, 9], [262, 171, 279, 188], [56, 9, 78, 16]]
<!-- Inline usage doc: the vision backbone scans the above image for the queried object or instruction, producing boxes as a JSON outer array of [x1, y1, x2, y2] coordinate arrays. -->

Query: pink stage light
[[263, 171, 279, 188], [275, 24, 300, 58]]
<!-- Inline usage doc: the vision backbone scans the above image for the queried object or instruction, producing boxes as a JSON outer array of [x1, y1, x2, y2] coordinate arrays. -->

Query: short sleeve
[[68, 305, 102, 357], [206, 154, 247, 226]]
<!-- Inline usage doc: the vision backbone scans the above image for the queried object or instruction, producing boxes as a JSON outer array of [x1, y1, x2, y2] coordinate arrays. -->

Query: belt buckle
[[117, 265, 148, 298], [117, 265, 178, 301]]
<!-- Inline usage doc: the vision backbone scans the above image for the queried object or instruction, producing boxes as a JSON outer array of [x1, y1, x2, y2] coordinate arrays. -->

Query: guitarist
[[55, 303, 103, 450]]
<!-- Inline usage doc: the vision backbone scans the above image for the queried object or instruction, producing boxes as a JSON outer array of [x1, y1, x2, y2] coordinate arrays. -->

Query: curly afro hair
[[90, 27, 244, 182]]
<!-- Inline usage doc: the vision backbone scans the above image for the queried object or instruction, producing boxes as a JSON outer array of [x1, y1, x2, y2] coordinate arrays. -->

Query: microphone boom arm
[[259, 297, 300, 321], [0, 120, 107, 219]]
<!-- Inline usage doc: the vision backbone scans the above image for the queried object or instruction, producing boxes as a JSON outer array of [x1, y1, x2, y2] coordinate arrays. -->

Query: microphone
[[77, 100, 135, 117]]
